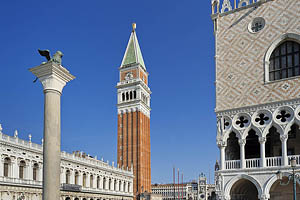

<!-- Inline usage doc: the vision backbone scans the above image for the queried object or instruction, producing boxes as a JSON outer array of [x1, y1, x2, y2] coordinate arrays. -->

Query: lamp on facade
[[276, 157, 300, 200]]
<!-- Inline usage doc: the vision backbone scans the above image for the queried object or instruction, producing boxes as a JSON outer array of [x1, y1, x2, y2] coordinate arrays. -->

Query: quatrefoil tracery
[[255, 113, 270, 125], [236, 116, 249, 128], [276, 110, 291, 123]]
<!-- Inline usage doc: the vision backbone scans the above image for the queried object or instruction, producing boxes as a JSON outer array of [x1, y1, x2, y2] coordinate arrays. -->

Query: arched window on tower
[[33, 163, 39, 181], [122, 93, 125, 102], [134, 91, 137, 99], [66, 170, 71, 184], [4, 157, 11, 177], [130, 91, 133, 100], [269, 41, 300, 81], [119, 181, 122, 191], [19, 160, 26, 179], [126, 92, 129, 101]]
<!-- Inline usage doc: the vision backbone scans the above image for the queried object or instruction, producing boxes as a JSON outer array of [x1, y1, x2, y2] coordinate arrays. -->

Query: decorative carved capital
[[217, 140, 227, 148], [259, 137, 266, 144], [280, 134, 288, 142], [238, 139, 246, 145], [29, 62, 75, 94]]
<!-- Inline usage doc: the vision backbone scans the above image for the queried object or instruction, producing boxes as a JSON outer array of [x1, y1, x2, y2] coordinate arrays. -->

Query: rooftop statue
[[38, 49, 64, 65]]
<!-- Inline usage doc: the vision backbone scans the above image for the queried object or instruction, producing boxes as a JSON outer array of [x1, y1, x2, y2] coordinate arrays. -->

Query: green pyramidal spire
[[121, 23, 146, 70]]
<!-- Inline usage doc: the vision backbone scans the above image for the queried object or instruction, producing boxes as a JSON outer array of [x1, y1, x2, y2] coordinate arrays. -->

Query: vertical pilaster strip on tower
[[123, 111, 128, 167], [29, 62, 75, 200], [136, 110, 139, 194], [117, 113, 122, 165], [148, 116, 151, 191], [128, 111, 132, 169], [132, 110, 137, 193]]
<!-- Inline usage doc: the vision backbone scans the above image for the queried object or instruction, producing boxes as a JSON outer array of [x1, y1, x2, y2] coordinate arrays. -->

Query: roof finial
[[132, 23, 136, 32]]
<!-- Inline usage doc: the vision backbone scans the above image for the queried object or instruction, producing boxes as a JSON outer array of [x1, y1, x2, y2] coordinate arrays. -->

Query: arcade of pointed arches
[[218, 103, 300, 171]]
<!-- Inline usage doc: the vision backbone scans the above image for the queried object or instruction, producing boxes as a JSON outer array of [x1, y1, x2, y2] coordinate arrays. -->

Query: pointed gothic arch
[[225, 132, 240, 161], [245, 129, 260, 159]]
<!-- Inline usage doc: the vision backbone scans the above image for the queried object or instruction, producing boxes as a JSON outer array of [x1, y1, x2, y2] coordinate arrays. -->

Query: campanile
[[117, 24, 151, 197]]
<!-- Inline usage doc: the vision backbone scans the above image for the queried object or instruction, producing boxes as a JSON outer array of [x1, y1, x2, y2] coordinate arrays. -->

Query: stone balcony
[[224, 155, 300, 170]]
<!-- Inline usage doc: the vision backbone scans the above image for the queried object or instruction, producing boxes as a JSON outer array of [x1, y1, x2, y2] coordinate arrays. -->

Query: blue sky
[[0, 0, 217, 183]]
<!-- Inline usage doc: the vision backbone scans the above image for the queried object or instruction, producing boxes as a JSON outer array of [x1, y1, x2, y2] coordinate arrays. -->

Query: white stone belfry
[[29, 62, 75, 200]]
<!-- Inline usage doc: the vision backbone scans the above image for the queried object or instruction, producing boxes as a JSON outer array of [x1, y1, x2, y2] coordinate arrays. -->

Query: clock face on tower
[[125, 72, 133, 80]]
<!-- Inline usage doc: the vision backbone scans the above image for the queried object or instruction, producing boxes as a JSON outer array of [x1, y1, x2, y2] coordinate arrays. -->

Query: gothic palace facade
[[212, 0, 300, 199]]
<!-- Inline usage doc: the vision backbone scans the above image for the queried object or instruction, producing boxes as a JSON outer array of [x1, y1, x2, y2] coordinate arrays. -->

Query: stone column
[[78, 172, 83, 186], [61, 168, 66, 184], [0, 156, 4, 177], [12, 158, 18, 178], [239, 139, 246, 169], [280, 135, 288, 166], [218, 142, 226, 170], [92, 174, 96, 188], [259, 137, 266, 167], [86, 173, 90, 188], [28, 162, 33, 180], [29, 62, 75, 200], [100, 176, 104, 189], [116, 180, 120, 191], [70, 170, 74, 184], [39, 164, 43, 182]]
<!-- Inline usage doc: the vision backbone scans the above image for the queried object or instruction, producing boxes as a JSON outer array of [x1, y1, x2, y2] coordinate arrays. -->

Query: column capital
[[259, 137, 266, 144], [260, 194, 270, 200], [217, 140, 227, 148], [238, 139, 246, 145], [280, 134, 288, 142], [29, 62, 75, 93]]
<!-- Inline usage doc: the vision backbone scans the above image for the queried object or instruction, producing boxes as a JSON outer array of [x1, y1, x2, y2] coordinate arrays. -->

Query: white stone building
[[212, 0, 300, 199], [152, 175, 215, 200], [0, 124, 134, 200]]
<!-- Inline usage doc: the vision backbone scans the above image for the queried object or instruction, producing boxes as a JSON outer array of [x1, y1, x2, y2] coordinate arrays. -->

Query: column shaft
[[259, 137, 266, 168], [220, 146, 225, 170], [281, 136, 288, 166], [240, 144, 245, 169], [43, 89, 61, 200]]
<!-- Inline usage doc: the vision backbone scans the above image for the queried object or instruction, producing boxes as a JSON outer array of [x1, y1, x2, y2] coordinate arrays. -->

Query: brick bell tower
[[117, 23, 151, 197]]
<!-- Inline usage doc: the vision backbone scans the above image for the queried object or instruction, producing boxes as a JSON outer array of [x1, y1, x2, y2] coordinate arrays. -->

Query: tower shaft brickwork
[[117, 25, 151, 198]]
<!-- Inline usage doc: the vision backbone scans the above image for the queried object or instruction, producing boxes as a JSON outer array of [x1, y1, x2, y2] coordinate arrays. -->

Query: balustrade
[[288, 155, 300, 166], [266, 157, 282, 167], [246, 158, 260, 168], [225, 160, 240, 169]]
